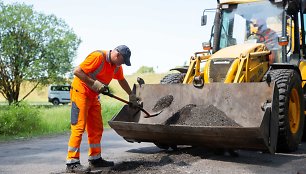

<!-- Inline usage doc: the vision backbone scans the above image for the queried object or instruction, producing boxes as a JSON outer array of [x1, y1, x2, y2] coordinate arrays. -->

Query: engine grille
[[209, 58, 235, 82]]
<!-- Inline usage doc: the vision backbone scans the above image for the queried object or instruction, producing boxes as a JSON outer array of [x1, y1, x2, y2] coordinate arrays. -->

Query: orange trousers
[[66, 89, 103, 164]]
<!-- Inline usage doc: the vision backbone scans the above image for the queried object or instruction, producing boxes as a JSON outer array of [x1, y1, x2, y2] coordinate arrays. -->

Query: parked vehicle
[[48, 85, 71, 105]]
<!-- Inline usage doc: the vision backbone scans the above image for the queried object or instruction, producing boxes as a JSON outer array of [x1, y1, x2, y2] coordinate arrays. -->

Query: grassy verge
[[0, 99, 123, 141], [0, 73, 167, 141], [101, 98, 124, 124], [37, 98, 123, 133], [38, 106, 71, 134]]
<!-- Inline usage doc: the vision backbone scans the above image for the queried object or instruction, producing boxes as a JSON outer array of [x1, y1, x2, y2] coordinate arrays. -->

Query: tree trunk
[[4, 81, 21, 105], [19, 82, 40, 103], [7, 92, 14, 105]]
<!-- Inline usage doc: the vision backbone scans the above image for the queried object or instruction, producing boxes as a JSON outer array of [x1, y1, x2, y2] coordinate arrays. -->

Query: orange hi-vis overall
[[66, 50, 124, 164]]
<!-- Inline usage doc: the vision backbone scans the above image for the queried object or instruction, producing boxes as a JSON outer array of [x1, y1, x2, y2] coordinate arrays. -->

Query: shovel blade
[[144, 110, 163, 118]]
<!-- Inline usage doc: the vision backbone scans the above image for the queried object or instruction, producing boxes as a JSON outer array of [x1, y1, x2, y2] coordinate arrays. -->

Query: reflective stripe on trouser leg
[[66, 90, 90, 164], [66, 146, 80, 164], [88, 143, 101, 160], [66, 158, 81, 164], [86, 98, 103, 160]]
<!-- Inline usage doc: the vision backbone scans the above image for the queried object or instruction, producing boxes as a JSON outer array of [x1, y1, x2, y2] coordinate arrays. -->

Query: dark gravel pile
[[164, 104, 196, 125], [152, 95, 174, 112], [165, 104, 240, 127]]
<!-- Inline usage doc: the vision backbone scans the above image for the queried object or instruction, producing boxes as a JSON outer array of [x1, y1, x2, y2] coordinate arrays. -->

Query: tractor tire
[[160, 73, 185, 84], [303, 92, 306, 141], [264, 69, 305, 152]]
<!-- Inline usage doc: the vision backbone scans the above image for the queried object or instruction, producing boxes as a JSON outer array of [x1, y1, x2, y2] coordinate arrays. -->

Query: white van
[[48, 85, 71, 105]]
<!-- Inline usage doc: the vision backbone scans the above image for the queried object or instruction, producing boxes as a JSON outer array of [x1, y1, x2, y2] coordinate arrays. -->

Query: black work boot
[[89, 157, 114, 168], [66, 162, 90, 173]]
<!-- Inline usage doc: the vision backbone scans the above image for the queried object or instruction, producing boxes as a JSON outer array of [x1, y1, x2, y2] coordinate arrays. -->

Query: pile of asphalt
[[164, 104, 196, 125], [152, 95, 174, 112], [108, 147, 205, 174], [164, 104, 240, 127]]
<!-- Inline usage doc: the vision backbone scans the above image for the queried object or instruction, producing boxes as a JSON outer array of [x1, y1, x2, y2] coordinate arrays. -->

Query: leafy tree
[[0, 2, 81, 104], [136, 66, 155, 74]]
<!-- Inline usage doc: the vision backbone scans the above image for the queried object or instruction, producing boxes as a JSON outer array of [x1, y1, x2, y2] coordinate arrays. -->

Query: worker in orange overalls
[[66, 45, 138, 173]]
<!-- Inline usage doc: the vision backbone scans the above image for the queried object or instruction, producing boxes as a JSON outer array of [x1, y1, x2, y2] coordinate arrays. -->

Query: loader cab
[[205, 0, 306, 65]]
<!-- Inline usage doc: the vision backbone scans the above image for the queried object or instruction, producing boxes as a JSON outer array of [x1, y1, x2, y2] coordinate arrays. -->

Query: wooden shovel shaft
[[106, 93, 152, 117]]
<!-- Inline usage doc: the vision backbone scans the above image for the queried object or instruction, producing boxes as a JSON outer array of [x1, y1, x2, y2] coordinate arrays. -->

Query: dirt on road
[[1, 130, 306, 174]]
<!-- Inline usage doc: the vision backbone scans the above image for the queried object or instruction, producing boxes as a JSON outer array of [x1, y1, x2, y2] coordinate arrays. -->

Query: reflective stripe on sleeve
[[88, 50, 106, 80]]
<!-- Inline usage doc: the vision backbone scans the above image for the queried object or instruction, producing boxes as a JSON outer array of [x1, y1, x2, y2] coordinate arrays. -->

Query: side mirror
[[201, 15, 207, 26], [202, 42, 212, 51], [278, 36, 289, 46]]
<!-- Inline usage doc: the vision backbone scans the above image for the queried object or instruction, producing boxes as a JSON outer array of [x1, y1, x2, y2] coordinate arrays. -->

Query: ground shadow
[[125, 143, 306, 169]]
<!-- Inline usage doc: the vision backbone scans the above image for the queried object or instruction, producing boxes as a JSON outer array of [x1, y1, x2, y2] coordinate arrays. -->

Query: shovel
[[102, 90, 161, 118]]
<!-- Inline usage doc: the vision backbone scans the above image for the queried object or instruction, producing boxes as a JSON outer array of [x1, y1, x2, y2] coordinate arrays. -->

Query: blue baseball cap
[[115, 45, 131, 66]]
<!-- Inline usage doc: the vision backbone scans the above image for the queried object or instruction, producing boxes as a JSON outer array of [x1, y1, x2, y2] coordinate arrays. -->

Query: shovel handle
[[107, 93, 129, 105], [102, 92, 152, 117]]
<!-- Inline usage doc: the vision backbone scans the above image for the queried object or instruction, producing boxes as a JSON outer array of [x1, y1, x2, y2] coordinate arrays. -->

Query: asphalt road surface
[[0, 129, 306, 174]]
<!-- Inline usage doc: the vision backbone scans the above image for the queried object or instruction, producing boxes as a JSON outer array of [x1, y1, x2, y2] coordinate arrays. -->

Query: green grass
[[101, 98, 124, 124], [0, 99, 124, 141], [37, 99, 123, 134], [0, 103, 42, 141], [38, 106, 71, 134]]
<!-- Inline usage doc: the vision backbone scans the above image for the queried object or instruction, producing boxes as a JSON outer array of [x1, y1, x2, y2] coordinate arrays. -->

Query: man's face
[[111, 50, 124, 66], [250, 19, 259, 34]]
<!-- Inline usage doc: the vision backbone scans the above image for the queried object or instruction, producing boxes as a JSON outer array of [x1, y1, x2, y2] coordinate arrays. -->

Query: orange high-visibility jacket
[[72, 50, 124, 97]]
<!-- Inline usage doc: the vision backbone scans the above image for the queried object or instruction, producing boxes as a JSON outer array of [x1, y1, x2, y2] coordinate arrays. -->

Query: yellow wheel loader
[[109, 0, 306, 153]]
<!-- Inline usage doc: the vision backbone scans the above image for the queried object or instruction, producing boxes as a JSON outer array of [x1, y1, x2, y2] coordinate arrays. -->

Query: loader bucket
[[108, 82, 279, 153]]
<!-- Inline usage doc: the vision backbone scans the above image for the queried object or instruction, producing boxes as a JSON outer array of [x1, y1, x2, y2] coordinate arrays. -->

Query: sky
[[3, 0, 216, 75]]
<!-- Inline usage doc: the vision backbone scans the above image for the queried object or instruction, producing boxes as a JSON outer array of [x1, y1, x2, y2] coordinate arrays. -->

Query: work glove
[[92, 80, 109, 94], [129, 93, 139, 108]]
